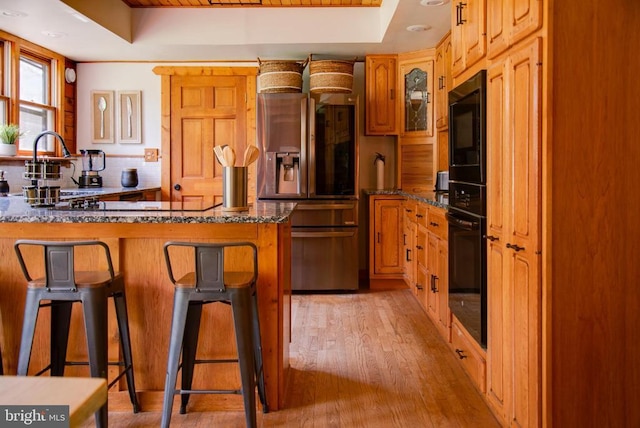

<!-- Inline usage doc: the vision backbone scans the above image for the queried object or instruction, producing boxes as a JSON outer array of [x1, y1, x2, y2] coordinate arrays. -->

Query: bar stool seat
[[162, 241, 268, 428], [14, 239, 141, 428]]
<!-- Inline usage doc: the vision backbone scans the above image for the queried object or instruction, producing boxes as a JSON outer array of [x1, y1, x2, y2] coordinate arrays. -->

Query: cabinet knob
[[174, 183, 181, 191]]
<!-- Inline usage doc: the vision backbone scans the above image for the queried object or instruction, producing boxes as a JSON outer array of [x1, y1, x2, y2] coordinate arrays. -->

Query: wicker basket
[[258, 58, 308, 93], [309, 59, 355, 94]]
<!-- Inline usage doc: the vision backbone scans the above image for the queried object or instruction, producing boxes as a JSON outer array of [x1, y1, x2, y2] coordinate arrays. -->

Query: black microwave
[[448, 70, 486, 185]]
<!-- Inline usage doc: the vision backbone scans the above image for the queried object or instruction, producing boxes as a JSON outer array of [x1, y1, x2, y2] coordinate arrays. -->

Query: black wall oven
[[447, 70, 487, 349]]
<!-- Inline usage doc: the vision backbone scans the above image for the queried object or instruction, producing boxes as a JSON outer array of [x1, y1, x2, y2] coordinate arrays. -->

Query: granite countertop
[[363, 188, 449, 209], [0, 193, 295, 224]]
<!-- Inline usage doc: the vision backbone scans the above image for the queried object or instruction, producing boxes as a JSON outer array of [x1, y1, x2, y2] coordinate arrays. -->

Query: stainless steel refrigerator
[[257, 93, 359, 291]]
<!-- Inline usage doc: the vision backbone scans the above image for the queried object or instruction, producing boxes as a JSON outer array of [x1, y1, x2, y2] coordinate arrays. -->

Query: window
[[20, 51, 56, 152], [0, 31, 66, 156]]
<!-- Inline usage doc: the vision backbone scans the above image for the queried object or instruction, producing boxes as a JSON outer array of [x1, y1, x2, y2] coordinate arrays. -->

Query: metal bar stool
[[162, 241, 268, 428], [14, 240, 141, 428]]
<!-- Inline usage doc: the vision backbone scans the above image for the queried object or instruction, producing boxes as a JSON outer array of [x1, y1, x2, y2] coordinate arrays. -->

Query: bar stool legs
[[161, 241, 268, 428]]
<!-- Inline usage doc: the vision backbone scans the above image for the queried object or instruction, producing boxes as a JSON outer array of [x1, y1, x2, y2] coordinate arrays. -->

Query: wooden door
[[365, 55, 398, 135], [451, 1, 465, 77], [487, 0, 508, 59], [510, 0, 542, 48], [154, 67, 257, 203], [426, 232, 439, 321], [436, 234, 449, 334]]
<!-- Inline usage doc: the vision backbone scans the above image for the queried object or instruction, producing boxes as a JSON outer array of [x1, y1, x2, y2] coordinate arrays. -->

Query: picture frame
[[91, 90, 115, 143], [117, 90, 142, 144]]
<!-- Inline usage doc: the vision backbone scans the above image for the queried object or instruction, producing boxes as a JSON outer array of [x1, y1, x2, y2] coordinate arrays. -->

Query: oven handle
[[292, 231, 356, 238], [445, 212, 480, 231]]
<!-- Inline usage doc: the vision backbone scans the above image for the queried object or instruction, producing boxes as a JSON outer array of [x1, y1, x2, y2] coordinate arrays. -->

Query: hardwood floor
[[83, 288, 500, 427]]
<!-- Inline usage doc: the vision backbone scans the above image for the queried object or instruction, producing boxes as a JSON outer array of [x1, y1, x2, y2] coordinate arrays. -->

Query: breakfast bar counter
[[0, 198, 294, 412]]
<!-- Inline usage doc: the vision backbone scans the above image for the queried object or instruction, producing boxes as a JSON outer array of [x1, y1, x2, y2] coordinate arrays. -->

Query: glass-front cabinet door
[[399, 57, 434, 138]]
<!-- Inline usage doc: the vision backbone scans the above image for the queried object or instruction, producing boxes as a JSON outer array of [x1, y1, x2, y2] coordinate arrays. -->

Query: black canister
[[0, 170, 9, 196], [121, 168, 139, 188]]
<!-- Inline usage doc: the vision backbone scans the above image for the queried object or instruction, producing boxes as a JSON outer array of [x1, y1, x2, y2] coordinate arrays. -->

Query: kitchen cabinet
[[435, 33, 452, 130], [402, 199, 417, 287], [414, 203, 428, 307], [486, 0, 542, 59], [451, 0, 487, 77], [398, 53, 434, 138], [485, 37, 541, 427], [369, 195, 404, 279], [451, 317, 486, 393], [365, 55, 398, 135], [425, 206, 450, 340]]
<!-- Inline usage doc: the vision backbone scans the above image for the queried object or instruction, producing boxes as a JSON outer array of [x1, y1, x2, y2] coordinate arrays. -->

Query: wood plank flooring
[[82, 288, 500, 427]]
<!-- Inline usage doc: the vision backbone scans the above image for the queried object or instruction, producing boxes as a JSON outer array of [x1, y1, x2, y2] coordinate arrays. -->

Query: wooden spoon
[[222, 146, 236, 167], [213, 146, 226, 166], [243, 145, 260, 166]]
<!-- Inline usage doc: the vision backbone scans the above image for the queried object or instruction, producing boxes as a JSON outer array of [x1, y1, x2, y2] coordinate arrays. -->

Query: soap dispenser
[[0, 170, 9, 196]]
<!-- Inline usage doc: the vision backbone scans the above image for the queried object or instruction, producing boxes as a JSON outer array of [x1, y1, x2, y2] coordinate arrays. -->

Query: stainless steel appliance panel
[[257, 93, 308, 199], [291, 226, 359, 291], [290, 201, 357, 227]]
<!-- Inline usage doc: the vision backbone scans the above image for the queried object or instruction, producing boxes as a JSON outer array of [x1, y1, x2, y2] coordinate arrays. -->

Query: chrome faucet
[[31, 131, 72, 185]]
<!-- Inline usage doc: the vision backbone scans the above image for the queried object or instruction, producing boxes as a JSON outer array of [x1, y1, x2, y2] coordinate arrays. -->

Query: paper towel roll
[[375, 158, 384, 190]]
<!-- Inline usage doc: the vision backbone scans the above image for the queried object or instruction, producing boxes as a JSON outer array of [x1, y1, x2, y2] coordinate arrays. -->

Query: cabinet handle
[[403, 233, 407, 245], [377, 232, 381, 244], [506, 243, 525, 252], [431, 274, 439, 293], [390, 88, 395, 100], [406, 249, 412, 262], [430, 221, 439, 227], [416, 214, 423, 218], [416, 283, 424, 290], [455, 348, 468, 359], [416, 245, 423, 250], [486, 235, 499, 242], [456, 2, 467, 26]]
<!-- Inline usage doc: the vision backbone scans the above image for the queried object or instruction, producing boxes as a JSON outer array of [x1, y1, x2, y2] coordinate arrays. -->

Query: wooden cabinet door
[[486, 58, 508, 420], [426, 232, 440, 321], [451, 0, 487, 76], [487, 0, 542, 59], [486, 37, 542, 427], [398, 55, 434, 138], [435, 35, 452, 130], [487, 0, 508, 59], [365, 55, 398, 135], [436, 234, 449, 334], [371, 197, 404, 277]]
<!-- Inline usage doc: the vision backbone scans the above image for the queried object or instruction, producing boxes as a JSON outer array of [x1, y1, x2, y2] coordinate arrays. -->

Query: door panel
[[170, 74, 248, 203]]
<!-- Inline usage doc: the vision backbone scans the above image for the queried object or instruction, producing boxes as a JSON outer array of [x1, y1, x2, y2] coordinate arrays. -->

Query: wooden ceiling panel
[[122, 0, 381, 7]]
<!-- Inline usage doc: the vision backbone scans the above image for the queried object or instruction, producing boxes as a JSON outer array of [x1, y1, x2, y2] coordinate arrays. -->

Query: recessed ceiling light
[[420, 0, 450, 6], [42, 31, 67, 38], [406, 25, 432, 32], [1, 10, 28, 18]]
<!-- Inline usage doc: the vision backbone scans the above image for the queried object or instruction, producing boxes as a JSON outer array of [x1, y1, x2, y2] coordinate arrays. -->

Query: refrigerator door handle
[[307, 96, 316, 198], [292, 231, 356, 239]]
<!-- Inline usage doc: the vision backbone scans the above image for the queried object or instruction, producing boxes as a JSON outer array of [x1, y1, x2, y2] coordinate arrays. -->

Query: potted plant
[[0, 123, 23, 156]]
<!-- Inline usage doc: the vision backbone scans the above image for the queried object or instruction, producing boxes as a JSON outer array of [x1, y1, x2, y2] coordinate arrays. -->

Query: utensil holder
[[223, 167, 248, 212]]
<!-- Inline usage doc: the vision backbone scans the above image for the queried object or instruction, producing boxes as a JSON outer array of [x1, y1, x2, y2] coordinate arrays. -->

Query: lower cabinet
[[402, 199, 417, 286], [451, 317, 487, 393], [425, 205, 450, 340], [369, 195, 404, 279]]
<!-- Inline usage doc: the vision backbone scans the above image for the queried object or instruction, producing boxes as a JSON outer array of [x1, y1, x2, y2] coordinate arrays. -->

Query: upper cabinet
[[365, 55, 398, 136], [451, 0, 487, 77], [435, 33, 452, 130], [398, 53, 434, 138], [487, 0, 542, 59]]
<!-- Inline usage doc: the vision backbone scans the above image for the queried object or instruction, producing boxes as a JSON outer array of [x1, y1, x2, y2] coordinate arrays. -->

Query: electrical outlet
[[144, 148, 158, 162]]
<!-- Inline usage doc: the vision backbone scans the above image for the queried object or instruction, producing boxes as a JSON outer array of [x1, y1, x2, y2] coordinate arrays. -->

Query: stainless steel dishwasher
[[291, 200, 359, 291]]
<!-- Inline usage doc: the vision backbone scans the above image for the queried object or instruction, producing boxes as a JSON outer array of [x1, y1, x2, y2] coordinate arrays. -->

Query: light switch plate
[[144, 148, 159, 162]]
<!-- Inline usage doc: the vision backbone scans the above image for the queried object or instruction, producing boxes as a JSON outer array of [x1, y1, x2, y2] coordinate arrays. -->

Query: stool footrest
[[177, 388, 242, 395], [193, 358, 239, 365]]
